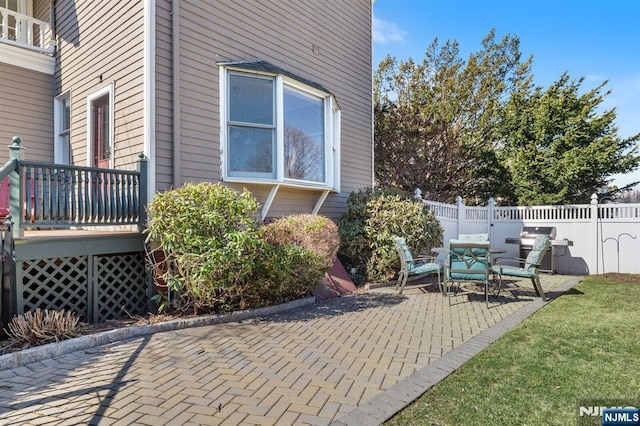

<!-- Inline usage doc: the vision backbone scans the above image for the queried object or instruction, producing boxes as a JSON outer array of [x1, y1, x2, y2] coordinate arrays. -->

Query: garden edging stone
[[0, 295, 316, 371]]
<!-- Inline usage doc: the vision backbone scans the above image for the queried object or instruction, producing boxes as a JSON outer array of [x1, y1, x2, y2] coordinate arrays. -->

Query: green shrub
[[262, 214, 339, 270], [338, 187, 443, 283], [247, 243, 321, 305], [257, 214, 340, 302], [145, 182, 266, 313], [146, 184, 340, 314]]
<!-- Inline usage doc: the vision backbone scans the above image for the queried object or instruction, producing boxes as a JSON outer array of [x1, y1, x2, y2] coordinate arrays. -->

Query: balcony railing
[[0, 7, 54, 54], [0, 137, 148, 237]]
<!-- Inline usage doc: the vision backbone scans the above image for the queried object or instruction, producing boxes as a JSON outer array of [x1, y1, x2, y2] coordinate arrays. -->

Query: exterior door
[[91, 95, 110, 168]]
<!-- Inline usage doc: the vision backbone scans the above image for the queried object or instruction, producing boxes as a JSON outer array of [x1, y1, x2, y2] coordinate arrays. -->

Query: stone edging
[[0, 296, 316, 371]]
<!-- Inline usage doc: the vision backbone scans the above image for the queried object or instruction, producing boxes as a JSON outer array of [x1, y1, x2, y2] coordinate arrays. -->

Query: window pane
[[229, 74, 274, 125], [61, 134, 70, 165], [61, 96, 70, 132], [283, 87, 325, 182], [96, 96, 110, 160], [228, 126, 275, 176]]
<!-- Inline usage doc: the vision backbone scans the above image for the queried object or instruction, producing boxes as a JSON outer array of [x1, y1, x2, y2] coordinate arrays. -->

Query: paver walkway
[[0, 275, 578, 425]]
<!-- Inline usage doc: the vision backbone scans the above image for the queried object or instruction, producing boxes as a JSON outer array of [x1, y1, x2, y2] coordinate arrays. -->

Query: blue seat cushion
[[450, 272, 487, 281], [496, 265, 535, 278], [411, 263, 441, 275]]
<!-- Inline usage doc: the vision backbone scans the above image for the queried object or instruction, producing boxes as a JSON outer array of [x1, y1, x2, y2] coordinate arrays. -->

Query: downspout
[[172, 0, 181, 187], [50, 0, 56, 55], [143, 0, 156, 199]]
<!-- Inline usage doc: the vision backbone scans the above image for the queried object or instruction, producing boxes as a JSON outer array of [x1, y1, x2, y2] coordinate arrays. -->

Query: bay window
[[220, 61, 340, 191]]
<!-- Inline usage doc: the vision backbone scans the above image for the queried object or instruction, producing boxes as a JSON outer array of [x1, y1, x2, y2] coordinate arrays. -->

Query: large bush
[[338, 187, 443, 283], [262, 214, 339, 270], [146, 183, 266, 313], [145, 183, 339, 314], [257, 214, 340, 303]]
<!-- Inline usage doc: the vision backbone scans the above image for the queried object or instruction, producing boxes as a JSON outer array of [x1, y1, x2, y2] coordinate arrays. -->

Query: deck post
[[0, 216, 14, 325], [137, 153, 148, 232], [9, 137, 24, 238]]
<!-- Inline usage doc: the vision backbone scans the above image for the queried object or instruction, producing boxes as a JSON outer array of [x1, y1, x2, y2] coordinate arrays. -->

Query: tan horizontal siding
[[155, 0, 174, 190], [173, 0, 372, 219], [0, 63, 53, 163], [55, 0, 145, 168], [34, 0, 49, 21], [223, 183, 328, 219]]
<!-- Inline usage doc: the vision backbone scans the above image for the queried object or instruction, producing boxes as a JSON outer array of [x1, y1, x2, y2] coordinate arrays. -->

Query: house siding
[[33, 0, 49, 21], [0, 63, 53, 162], [157, 0, 373, 219], [155, 0, 174, 190], [54, 0, 145, 171]]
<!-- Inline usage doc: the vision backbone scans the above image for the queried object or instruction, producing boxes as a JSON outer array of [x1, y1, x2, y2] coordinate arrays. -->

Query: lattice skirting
[[95, 252, 148, 322], [18, 252, 150, 322]]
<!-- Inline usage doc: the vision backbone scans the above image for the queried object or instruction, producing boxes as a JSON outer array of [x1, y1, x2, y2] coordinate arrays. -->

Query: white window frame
[[220, 67, 340, 192], [86, 83, 114, 168], [54, 90, 71, 165]]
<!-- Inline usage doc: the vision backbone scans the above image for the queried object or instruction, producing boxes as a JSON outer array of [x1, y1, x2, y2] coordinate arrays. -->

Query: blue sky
[[373, 0, 640, 188]]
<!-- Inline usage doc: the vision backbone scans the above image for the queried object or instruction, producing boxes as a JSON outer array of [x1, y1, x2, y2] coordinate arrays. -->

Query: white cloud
[[373, 16, 406, 44], [585, 73, 605, 83]]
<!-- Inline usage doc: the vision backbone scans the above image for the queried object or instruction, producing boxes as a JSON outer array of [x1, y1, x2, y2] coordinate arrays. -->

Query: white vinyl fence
[[417, 190, 640, 275]]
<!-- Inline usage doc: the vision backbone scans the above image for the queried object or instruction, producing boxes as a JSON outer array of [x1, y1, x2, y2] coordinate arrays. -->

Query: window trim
[[86, 83, 114, 168], [226, 71, 277, 180], [220, 66, 340, 192], [54, 90, 71, 165]]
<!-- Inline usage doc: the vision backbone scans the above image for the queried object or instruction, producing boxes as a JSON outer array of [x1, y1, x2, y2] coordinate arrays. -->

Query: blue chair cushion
[[450, 271, 488, 281], [449, 240, 490, 256], [496, 265, 535, 278], [412, 262, 441, 275]]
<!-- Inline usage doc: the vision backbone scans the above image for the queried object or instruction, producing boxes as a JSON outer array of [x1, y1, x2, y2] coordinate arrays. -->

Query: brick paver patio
[[0, 274, 579, 425]]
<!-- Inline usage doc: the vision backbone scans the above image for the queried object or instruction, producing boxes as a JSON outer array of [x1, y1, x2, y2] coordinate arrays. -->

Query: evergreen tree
[[499, 74, 640, 205]]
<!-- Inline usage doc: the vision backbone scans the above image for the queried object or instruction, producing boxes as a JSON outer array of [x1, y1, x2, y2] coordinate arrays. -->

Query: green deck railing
[[0, 137, 148, 237]]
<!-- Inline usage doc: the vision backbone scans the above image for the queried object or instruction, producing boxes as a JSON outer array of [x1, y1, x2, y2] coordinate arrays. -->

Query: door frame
[[86, 83, 114, 168]]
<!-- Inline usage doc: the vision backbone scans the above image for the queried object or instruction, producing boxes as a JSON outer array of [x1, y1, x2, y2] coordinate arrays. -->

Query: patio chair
[[393, 237, 441, 295], [445, 239, 493, 307], [492, 235, 551, 301]]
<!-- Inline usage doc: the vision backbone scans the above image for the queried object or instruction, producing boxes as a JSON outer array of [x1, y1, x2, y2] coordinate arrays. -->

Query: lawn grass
[[386, 274, 640, 426]]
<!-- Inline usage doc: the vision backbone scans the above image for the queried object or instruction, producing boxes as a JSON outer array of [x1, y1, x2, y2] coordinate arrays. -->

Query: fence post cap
[[591, 193, 598, 204], [11, 136, 21, 145]]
